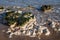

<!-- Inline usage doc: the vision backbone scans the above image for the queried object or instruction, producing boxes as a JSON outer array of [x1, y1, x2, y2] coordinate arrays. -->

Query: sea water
[[0, 0, 60, 7]]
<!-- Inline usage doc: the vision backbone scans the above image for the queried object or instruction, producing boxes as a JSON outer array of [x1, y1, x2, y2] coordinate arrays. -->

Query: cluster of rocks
[[6, 19, 51, 39], [40, 5, 53, 13], [52, 21, 60, 32], [5, 19, 60, 39], [0, 6, 60, 39]]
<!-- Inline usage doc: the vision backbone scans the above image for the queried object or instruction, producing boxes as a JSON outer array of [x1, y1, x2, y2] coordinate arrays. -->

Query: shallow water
[[0, 0, 60, 7]]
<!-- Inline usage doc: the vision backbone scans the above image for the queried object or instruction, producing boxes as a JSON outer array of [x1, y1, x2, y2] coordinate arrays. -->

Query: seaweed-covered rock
[[40, 5, 52, 12], [4, 11, 34, 27]]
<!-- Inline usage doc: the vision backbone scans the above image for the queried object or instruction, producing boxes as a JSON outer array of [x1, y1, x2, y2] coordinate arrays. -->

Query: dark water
[[0, 0, 60, 7]]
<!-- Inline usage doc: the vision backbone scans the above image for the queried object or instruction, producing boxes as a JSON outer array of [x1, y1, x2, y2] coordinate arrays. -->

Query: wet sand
[[0, 23, 9, 40]]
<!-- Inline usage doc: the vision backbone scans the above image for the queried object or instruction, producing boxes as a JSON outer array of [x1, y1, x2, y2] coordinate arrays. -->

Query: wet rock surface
[[0, 5, 60, 40]]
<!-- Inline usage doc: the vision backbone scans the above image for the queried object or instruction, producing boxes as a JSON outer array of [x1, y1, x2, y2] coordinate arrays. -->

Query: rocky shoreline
[[0, 5, 60, 40]]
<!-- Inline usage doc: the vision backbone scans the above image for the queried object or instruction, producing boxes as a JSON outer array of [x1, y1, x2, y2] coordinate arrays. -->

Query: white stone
[[45, 29, 50, 36], [17, 6, 21, 8], [23, 31, 26, 34], [15, 11, 17, 13], [18, 10, 22, 13], [10, 22, 17, 28], [58, 28, 60, 31], [6, 10, 11, 12], [52, 21, 56, 28], [28, 25, 33, 29], [14, 31, 21, 35], [9, 32, 14, 38], [0, 9, 3, 12], [6, 28, 11, 33]]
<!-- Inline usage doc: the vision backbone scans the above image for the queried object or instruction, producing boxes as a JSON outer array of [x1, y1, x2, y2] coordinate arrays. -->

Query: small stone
[[9, 33, 14, 38], [58, 28, 60, 31]]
